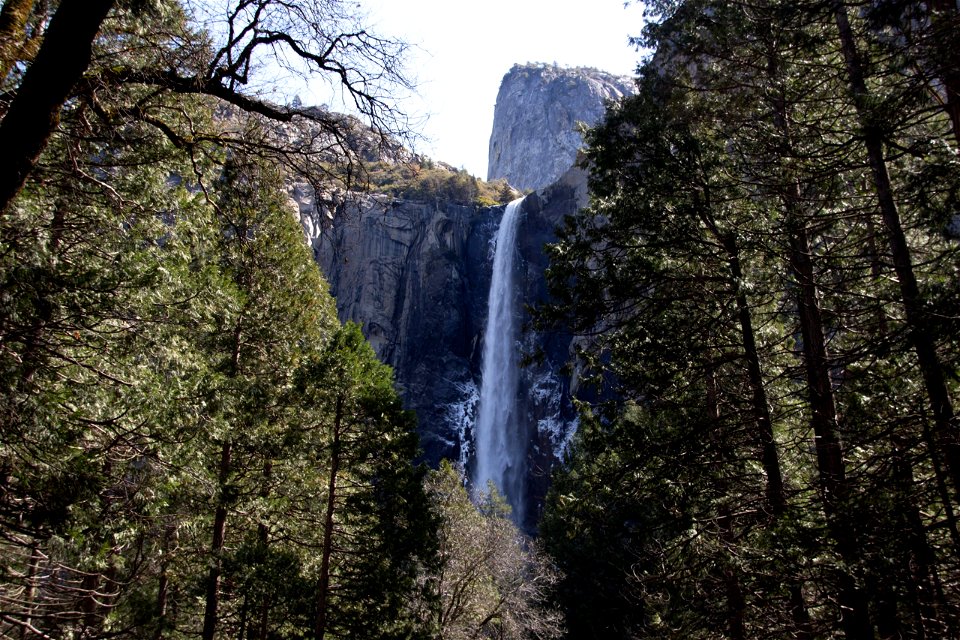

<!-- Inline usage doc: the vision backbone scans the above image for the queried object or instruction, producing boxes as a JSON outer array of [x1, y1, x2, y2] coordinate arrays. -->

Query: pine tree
[[0, 3, 438, 637], [540, 0, 960, 636], [290, 323, 436, 640]]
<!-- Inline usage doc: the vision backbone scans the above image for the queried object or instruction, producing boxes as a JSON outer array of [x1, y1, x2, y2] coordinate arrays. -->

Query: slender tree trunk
[[252, 460, 273, 640], [893, 443, 937, 639], [704, 158, 803, 634], [833, 0, 960, 503], [920, 413, 960, 552], [202, 439, 232, 640], [154, 522, 176, 640], [774, 139, 868, 637], [201, 313, 247, 640], [155, 563, 169, 640], [0, 0, 115, 216], [787, 172, 875, 640], [722, 232, 787, 516], [917, 411, 960, 633], [788, 217, 846, 489], [256, 594, 270, 640], [21, 545, 41, 640], [863, 214, 889, 337], [719, 508, 746, 640], [701, 180, 794, 633], [789, 583, 814, 640], [700, 333, 745, 638], [761, 39, 875, 637], [315, 395, 344, 640], [79, 572, 99, 634]]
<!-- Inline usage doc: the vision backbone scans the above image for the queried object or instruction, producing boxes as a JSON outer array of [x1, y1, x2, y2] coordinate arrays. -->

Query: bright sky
[[339, 0, 649, 179]]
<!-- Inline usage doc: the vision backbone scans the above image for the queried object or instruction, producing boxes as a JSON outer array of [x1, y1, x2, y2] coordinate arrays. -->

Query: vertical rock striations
[[292, 62, 625, 529], [487, 63, 634, 191], [294, 166, 590, 531], [296, 189, 490, 466]]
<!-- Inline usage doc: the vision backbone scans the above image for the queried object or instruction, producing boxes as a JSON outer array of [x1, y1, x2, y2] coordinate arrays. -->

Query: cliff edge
[[487, 63, 634, 191]]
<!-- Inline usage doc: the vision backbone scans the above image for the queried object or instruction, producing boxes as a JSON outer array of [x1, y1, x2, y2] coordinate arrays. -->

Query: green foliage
[[293, 322, 438, 640], [363, 160, 517, 206], [0, 3, 439, 639], [540, 0, 960, 638]]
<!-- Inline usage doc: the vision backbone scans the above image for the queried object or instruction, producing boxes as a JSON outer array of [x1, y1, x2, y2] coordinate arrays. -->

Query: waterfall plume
[[473, 197, 525, 523]]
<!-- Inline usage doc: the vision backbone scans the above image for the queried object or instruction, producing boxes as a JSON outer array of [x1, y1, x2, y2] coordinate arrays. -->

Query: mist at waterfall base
[[472, 198, 527, 525]]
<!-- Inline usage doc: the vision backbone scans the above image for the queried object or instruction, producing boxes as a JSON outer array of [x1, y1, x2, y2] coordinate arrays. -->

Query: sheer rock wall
[[487, 63, 634, 191], [293, 167, 588, 530], [290, 61, 626, 529]]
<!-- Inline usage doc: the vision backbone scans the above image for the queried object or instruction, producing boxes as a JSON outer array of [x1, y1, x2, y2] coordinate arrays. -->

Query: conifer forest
[[0, 0, 958, 639]]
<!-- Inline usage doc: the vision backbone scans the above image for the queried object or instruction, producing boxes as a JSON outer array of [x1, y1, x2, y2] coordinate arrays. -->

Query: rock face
[[292, 166, 589, 532], [298, 189, 491, 466], [288, 62, 625, 530], [487, 63, 634, 191]]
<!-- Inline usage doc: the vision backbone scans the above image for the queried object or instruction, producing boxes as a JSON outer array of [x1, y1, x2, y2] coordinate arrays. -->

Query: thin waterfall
[[473, 197, 525, 524]]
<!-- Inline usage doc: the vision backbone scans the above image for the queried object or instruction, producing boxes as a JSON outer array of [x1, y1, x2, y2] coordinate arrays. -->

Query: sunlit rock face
[[286, 61, 627, 530], [487, 63, 634, 192], [292, 166, 589, 532]]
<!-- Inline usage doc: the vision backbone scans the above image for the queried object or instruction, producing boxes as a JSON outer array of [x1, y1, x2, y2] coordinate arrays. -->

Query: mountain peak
[[487, 63, 635, 191]]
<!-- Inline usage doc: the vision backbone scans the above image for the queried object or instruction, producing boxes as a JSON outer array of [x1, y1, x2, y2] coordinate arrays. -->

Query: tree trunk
[[789, 583, 814, 640], [789, 216, 876, 639], [155, 564, 169, 640], [0, 0, 115, 216], [863, 214, 889, 337], [722, 232, 786, 516], [764, 41, 874, 637], [719, 508, 746, 640], [789, 219, 845, 491], [315, 395, 344, 640], [21, 545, 41, 640], [201, 440, 232, 640], [252, 460, 273, 640], [833, 0, 960, 504], [154, 522, 176, 640], [893, 443, 937, 639], [920, 413, 960, 552]]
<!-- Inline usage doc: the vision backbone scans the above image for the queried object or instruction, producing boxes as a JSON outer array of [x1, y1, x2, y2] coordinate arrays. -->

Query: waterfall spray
[[473, 197, 526, 524]]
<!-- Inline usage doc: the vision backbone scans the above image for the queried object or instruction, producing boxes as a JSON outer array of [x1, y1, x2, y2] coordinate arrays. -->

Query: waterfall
[[473, 197, 526, 524]]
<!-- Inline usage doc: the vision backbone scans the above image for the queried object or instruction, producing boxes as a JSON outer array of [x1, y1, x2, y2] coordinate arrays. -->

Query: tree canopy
[[540, 0, 960, 637], [0, 1, 442, 638]]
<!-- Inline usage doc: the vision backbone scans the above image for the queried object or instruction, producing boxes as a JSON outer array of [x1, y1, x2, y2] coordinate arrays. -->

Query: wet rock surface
[[294, 167, 589, 531]]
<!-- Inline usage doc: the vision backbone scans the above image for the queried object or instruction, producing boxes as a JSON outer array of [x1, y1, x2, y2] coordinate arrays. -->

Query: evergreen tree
[[540, 0, 960, 637], [292, 323, 437, 640], [0, 3, 439, 638]]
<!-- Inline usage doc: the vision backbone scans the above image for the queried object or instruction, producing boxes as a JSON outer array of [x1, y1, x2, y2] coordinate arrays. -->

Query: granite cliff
[[487, 63, 634, 191], [291, 165, 588, 530], [291, 63, 624, 529]]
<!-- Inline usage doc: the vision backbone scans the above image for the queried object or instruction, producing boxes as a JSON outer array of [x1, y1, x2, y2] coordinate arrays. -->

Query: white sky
[[327, 0, 649, 179]]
